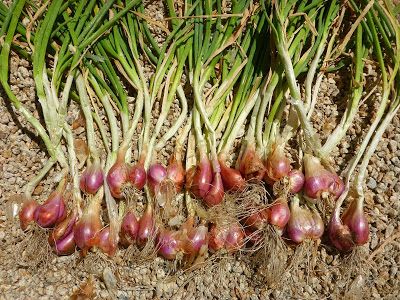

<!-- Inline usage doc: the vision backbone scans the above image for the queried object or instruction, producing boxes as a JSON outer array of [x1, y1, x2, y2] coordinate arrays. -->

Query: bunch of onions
[[34, 179, 67, 228], [286, 196, 324, 244], [303, 154, 344, 202], [328, 197, 369, 252], [107, 149, 146, 199], [80, 158, 104, 194], [74, 192, 103, 255], [48, 210, 77, 256]]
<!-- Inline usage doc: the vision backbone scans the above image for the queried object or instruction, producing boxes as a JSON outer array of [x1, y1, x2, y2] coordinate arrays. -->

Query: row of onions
[[1, 0, 399, 282]]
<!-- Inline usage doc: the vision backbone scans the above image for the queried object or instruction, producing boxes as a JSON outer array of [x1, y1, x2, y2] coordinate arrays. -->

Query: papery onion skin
[[286, 202, 313, 244], [239, 146, 265, 181], [74, 197, 102, 253], [19, 199, 39, 231], [303, 154, 344, 201], [34, 191, 66, 228], [167, 155, 185, 193], [80, 162, 104, 194], [120, 212, 139, 247], [288, 169, 305, 193], [185, 224, 208, 254], [203, 172, 224, 207], [224, 223, 245, 252], [107, 161, 130, 199], [48, 211, 77, 246], [342, 200, 369, 246], [157, 229, 184, 260], [53, 231, 76, 256], [219, 159, 246, 192], [265, 143, 291, 183], [243, 207, 269, 230], [98, 227, 117, 256], [328, 216, 354, 252], [147, 164, 167, 193], [137, 204, 155, 246], [128, 163, 147, 190], [208, 224, 227, 252], [267, 198, 290, 229], [190, 157, 212, 199]]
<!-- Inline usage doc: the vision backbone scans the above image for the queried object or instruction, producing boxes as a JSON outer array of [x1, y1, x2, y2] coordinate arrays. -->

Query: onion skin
[[80, 162, 104, 194], [267, 198, 290, 229], [53, 231, 76, 256], [167, 154, 185, 193], [74, 196, 102, 253], [208, 224, 227, 252], [48, 211, 77, 246], [147, 164, 167, 193], [286, 201, 313, 244], [120, 211, 139, 247], [190, 157, 212, 199], [185, 224, 208, 255], [224, 223, 245, 252], [328, 216, 354, 252], [157, 229, 184, 260], [288, 169, 305, 193], [137, 204, 155, 246], [243, 207, 269, 230], [128, 163, 147, 190], [107, 161, 130, 199], [239, 146, 265, 181], [98, 227, 117, 256], [303, 154, 344, 201], [34, 191, 66, 228], [219, 159, 245, 192], [265, 143, 291, 183], [342, 200, 369, 246], [203, 172, 224, 207], [19, 199, 39, 231]]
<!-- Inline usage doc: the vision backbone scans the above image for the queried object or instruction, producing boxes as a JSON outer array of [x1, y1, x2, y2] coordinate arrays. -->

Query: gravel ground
[[1, 6, 400, 300]]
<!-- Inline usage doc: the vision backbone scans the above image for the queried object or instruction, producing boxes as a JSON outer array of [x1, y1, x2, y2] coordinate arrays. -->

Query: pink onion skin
[[128, 163, 147, 190], [265, 143, 291, 183], [157, 229, 184, 260], [98, 227, 117, 256], [208, 224, 227, 252], [310, 209, 324, 239], [48, 211, 77, 247], [219, 159, 246, 192], [243, 207, 269, 230], [167, 155, 186, 193], [147, 164, 167, 193], [328, 216, 354, 252], [137, 204, 155, 246], [224, 223, 245, 252], [286, 203, 313, 244], [185, 224, 208, 255], [303, 154, 344, 201], [288, 169, 305, 193], [342, 200, 369, 246], [34, 191, 66, 228], [80, 162, 104, 194], [74, 197, 102, 253], [267, 198, 290, 229], [107, 161, 130, 199], [120, 212, 139, 247], [190, 157, 212, 199], [53, 231, 76, 256], [239, 146, 265, 181], [19, 199, 39, 231], [203, 172, 224, 207]]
